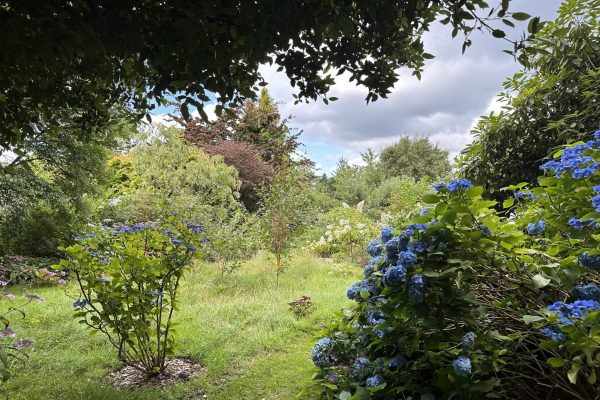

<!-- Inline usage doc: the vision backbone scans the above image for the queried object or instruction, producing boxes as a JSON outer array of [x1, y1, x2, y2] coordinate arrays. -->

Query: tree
[[379, 137, 451, 180], [459, 0, 600, 198], [1, 1, 533, 152]]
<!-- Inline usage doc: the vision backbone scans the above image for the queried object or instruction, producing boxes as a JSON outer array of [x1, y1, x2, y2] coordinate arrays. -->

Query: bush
[[309, 205, 377, 262], [55, 208, 205, 376], [0, 256, 60, 285], [309, 129, 600, 399], [288, 295, 314, 318]]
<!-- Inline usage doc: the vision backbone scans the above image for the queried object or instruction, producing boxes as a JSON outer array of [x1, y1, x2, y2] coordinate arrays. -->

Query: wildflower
[[461, 332, 476, 351], [383, 265, 407, 287], [572, 283, 600, 302], [367, 239, 383, 257], [452, 356, 471, 376], [527, 220, 545, 236], [408, 274, 424, 303], [311, 338, 336, 368], [366, 375, 385, 387], [58, 279, 67, 285]]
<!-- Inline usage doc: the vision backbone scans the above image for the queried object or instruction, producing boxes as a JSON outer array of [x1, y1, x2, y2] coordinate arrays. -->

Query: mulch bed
[[108, 357, 206, 388]]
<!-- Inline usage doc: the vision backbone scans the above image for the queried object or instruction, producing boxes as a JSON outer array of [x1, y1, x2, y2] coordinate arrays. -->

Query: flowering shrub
[[288, 295, 314, 318], [0, 256, 59, 285], [0, 282, 41, 393], [309, 131, 600, 400], [309, 206, 377, 262], [55, 209, 205, 376]]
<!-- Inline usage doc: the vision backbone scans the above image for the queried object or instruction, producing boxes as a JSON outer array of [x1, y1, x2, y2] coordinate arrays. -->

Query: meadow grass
[[6, 251, 358, 399]]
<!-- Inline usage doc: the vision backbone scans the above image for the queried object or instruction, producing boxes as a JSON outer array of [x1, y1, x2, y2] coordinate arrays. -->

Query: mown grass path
[[7, 252, 357, 399]]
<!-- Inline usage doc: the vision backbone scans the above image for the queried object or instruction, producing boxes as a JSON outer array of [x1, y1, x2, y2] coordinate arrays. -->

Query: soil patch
[[108, 357, 206, 388]]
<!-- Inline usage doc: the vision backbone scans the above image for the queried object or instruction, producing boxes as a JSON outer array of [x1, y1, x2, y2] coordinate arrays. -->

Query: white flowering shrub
[[309, 206, 377, 262]]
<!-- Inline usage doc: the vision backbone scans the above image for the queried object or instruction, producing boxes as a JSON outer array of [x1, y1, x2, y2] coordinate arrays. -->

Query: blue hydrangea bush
[[55, 208, 205, 376], [309, 131, 600, 399]]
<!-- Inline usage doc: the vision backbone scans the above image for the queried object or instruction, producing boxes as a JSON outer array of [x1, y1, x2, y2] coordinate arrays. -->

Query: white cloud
[[260, 0, 561, 170]]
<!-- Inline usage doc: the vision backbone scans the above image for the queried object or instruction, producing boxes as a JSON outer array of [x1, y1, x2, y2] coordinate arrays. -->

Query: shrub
[[288, 295, 314, 318], [0, 256, 60, 285], [55, 209, 205, 376], [309, 129, 600, 399]]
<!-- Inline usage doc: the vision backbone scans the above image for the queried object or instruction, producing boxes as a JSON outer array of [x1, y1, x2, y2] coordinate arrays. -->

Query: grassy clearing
[[6, 251, 358, 400]]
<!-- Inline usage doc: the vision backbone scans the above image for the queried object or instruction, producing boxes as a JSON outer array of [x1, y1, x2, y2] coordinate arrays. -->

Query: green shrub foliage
[[56, 207, 205, 376], [310, 130, 600, 399]]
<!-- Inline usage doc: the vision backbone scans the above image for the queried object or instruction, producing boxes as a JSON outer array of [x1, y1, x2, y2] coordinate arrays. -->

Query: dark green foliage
[[460, 0, 600, 199], [379, 137, 451, 180], [1, 0, 528, 151]]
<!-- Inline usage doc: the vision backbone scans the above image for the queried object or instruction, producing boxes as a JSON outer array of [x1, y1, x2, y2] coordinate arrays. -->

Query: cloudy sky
[[150, 1, 561, 175], [257, 0, 561, 174]]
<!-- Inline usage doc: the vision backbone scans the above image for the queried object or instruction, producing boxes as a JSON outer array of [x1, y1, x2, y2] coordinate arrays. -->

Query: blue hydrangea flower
[[420, 207, 432, 216], [408, 241, 427, 253], [398, 251, 417, 266], [359, 279, 380, 298], [384, 236, 400, 260], [99, 277, 109, 284], [527, 220, 545, 236], [388, 356, 407, 370], [572, 283, 600, 302], [352, 357, 373, 378], [163, 229, 174, 236], [366, 375, 385, 387], [367, 239, 383, 257], [366, 309, 385, 326], [171, 238, 183, 244], [579, 252, 600, 271], [311, 338, 336, 368], [514, 191, 538, 200], [380, 227, 395, 243], [325, 374, 339, 384], [433, 182, 447, 192], [120, 226, 133, 233], [405, 224, 427, 235], [593, 195, 600, 212], [547, 299, 600, 325], [73, 299, 87, 308], [461, 332, 476, 351], [594, 185, 600, 193], [89, 252, 100, 258], [540, 326, 566, 342], [187, 222, 204, 234], [133, 223, 146, 232], [186, 244, 198, 252], [347, 283, 360, 301], [447, 179, 473, 193], [86, 233, 96, 239], [452, 356, 471, 376], [540, 140, 600, 178], [364, 264, 374, 278], [480, 225, 492, 236], [408, 274, 424, 303], [383, 265, 407, 286]]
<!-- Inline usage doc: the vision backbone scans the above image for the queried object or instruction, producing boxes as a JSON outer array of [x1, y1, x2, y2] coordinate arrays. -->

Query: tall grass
[[6, 251, 357, 399]]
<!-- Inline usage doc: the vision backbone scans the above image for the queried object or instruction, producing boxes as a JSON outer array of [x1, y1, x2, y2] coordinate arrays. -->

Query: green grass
[[6, 252, 358, 399]]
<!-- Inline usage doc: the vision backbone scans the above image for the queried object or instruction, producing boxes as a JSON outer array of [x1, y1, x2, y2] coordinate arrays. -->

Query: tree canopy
[[1, 0, 533, 152], [459, 0, 600, 198], [379, 136, 451, 180]]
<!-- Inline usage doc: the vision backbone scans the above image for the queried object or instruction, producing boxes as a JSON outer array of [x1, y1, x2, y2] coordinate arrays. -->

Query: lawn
[[6, 252, 358, 400]]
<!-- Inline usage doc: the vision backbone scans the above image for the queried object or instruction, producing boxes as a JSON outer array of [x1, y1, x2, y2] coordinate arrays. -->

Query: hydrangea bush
[[55, 208, 205, 376], [308, 130, 600, 400]]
